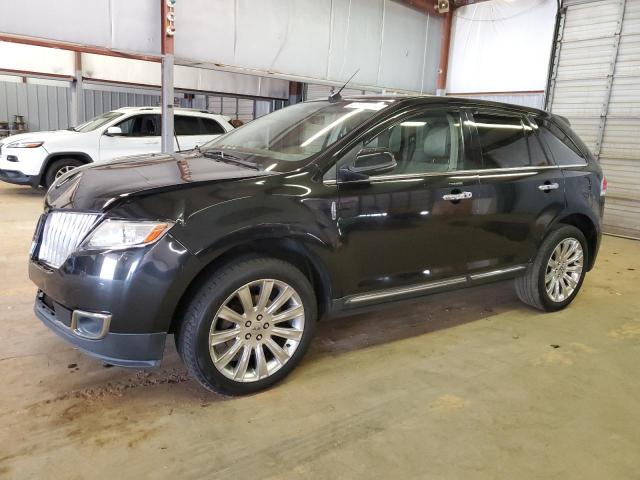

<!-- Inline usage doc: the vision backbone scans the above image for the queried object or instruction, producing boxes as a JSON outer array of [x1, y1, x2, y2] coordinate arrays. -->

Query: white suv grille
[[37, 212, 100, 268]]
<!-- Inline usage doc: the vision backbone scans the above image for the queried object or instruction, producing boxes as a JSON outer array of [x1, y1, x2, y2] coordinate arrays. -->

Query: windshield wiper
[[203, 150, 261, 170]]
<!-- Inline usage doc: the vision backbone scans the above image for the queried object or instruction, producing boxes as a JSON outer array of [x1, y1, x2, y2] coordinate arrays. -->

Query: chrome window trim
[[323, 163, 586, 186]]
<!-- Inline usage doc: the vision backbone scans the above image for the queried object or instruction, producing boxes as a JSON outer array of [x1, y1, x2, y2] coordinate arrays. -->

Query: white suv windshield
[[202, 100, 391, 162], [73, 111, 124, 133]]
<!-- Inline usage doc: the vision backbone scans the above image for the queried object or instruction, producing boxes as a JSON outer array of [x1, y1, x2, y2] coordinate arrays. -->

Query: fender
[[38, 151, 94, 184]]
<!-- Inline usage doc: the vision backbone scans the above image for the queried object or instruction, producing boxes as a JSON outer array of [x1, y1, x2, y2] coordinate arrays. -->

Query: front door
[[335, 107, 482, 298], [99, 114, 161, 161], [464, 110, 566, 274]]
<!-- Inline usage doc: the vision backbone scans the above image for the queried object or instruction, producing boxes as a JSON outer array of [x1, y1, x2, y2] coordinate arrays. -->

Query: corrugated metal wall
[[0, 80, 71, 132], [547, 0, 640, 238], [0, 78, 274, 134]]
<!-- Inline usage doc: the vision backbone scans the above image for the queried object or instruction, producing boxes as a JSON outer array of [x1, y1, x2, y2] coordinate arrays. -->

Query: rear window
[[535, 119, 587, 166], [473, 113, 550, 168], [175, 115, 225, 135], [201, 118, 225, 134]]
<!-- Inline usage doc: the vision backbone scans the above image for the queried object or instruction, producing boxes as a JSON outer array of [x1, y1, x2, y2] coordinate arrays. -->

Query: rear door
[[335, 107, 483, 297], [99, 114, 161, 161], [465, 110, 565, 274]]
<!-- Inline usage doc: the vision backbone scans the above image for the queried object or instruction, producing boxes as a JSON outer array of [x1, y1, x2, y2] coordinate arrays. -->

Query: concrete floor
[[0, 181, 639, 480]]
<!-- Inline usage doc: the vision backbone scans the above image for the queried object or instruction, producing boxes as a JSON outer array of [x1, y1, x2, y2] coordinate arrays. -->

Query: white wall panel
[[0, 0, 160, 55], [0, 0, 442, 92], [82, 54, 289, 99], [176, 0, 442, 92], [0, 42, 75, 77], [447, 0, 557, 93]]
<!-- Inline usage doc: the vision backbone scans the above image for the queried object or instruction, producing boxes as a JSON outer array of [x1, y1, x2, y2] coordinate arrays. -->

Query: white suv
[[0, 107, 234, 188]]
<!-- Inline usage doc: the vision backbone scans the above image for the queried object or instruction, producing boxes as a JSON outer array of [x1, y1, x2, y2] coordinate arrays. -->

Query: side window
[[535, 119, 587, 166], [337, 110, 466, 177], [200, 118, 226, 135], [115, 114, 160, 137], [473, 113, 534, 168], [175, 115, 202, 136]]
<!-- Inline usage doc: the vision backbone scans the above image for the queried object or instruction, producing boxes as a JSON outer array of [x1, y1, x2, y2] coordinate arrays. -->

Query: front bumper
[[0, 168, 39, 186], [34, 293, 165, 367], [29, 232, 202, 367]]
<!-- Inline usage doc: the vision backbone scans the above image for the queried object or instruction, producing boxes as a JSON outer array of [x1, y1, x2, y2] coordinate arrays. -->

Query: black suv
[[29, 96, 605, 395]]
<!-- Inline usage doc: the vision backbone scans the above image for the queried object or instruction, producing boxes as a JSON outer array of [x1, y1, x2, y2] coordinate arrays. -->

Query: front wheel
[[515, 224, 588, 312], [44, 158, 83, 188], [176, 257, 317, 395]]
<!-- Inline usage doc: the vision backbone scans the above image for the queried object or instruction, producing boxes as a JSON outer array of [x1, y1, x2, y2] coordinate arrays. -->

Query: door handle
[[538, 182, 559, 192], [443, 191, 472, 201]]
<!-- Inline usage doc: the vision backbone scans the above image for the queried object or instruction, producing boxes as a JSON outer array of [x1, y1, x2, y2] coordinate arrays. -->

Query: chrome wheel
[[545, 237, 584, 303], [209, 279, 305, 382], [55, 165, 77, 179]]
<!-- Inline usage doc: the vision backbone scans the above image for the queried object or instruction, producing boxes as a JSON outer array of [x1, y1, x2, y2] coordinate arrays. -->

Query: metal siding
[[222, 97, 238, 119], [304, 83, 369, 101], [237, 99, 255, 123], [551, 0, 640, 237]]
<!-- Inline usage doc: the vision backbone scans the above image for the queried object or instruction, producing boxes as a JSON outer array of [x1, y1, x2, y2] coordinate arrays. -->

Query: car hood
[[45, 151, 274, 211], [1, 129, 80, 146]]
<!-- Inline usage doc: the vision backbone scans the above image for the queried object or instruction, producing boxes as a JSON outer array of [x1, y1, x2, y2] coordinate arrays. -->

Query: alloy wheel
[[545, 237, 584, 303], [208, 279, 305, 382], [55, 165, 77, 179]]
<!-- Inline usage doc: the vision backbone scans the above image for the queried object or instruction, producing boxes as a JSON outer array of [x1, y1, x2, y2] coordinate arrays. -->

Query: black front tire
[[176, 257, 317, 395], [43, 158, 83, 188], [515, 224, 588, 312]]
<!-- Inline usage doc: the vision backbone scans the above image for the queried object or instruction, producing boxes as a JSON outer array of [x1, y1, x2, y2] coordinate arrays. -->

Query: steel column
[[160, 0, 175, 154], [69, 52, 83, 127]]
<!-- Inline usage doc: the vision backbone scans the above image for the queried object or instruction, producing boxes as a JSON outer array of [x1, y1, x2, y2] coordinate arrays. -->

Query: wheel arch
[[168, 236, 333, 334], [39, 152, 93, 186], [554, 213, 599, 271]]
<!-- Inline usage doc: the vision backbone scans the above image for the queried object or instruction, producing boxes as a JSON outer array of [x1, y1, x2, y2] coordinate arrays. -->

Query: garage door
[[547, 0, 640, 238]]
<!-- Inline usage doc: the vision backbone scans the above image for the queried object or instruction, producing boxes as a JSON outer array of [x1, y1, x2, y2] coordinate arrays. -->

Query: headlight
[[7, 140, 44, 148], [82, 220, 174, 250]]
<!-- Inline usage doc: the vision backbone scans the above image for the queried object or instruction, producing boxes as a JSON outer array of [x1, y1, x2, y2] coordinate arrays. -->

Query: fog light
[[71, 310, 111, 339]]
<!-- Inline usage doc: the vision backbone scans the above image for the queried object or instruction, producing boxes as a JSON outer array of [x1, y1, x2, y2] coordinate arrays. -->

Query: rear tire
[[515, 224, 588, 312], [176, 257, 317, 395], [44, 158, 83, 188]]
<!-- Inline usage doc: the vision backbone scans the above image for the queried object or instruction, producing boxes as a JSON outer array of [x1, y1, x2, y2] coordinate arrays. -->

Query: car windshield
[[201, 99, 392, 165], [72, 111, 124, 133]]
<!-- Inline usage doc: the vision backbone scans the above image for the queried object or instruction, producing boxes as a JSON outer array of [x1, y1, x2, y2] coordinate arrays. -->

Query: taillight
[[600, 176, 607, 196]]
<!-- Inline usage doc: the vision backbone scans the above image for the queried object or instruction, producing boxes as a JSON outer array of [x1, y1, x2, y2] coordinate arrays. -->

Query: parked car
[[0, 107, 233, 188], [28, 96, 605, 395]]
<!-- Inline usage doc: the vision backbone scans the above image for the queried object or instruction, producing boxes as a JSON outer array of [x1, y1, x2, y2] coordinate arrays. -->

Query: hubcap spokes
[[209, 279, 305, 382], [545, 237, 584, 303], [55, 165, 76, 179]]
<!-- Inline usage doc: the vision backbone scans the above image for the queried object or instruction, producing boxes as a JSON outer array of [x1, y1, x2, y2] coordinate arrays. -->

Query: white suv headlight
[[82, 220, 174, 250], [7, 140, 44, 148]]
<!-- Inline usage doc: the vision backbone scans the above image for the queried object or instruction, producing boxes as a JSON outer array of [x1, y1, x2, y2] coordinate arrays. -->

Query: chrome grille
[[37, 212, 100, 268]]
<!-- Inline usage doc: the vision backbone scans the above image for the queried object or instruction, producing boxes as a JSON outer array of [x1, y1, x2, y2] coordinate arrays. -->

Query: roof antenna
[[329, 69, 360, 103]]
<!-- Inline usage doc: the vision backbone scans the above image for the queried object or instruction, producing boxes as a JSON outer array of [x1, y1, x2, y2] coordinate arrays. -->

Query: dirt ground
[[1, 181, 639, 479]]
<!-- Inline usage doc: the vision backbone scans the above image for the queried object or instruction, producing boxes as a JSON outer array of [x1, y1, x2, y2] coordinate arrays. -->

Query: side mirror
[[338, 147, 397, 182], [104, 126, 123, 137]]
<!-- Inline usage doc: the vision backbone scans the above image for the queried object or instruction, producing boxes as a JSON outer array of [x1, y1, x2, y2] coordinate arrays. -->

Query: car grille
[[37, 212, 100, 268]]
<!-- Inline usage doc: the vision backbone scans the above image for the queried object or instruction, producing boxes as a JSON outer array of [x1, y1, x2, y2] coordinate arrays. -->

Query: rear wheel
[[44, 158, 83, 188], [515, 224, 587, 312], [176, 257, 317, 395]]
